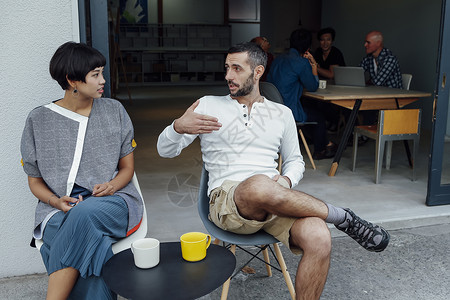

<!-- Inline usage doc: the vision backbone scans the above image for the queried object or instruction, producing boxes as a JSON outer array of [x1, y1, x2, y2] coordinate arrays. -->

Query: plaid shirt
[[360, 48, 403, 89]]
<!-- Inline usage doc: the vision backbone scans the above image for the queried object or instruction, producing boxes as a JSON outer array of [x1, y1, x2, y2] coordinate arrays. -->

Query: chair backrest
[[112, 173, 148, 254], [379, 109, 421, 136], [401, 74, 412, 90], [259, 82, 284, 104], [35, 173, 148, 254]]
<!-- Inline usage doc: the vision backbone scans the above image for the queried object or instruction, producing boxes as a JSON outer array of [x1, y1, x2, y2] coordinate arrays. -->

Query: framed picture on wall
[[120, 0, 148, 24], [228, 0, 260, 22]]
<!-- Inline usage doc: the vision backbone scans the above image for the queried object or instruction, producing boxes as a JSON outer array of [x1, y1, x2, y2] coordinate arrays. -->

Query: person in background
[[250, 36, 274, 81], [313, 27, 346, 133], [314, 27, 346, 80], [360, 30, 403, 88], [20, 42, 143, 300], [267, 29, 337, 160]]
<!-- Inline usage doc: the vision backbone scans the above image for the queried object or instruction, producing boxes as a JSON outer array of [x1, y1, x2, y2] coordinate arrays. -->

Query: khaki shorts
[[208, 177, 302, 255]]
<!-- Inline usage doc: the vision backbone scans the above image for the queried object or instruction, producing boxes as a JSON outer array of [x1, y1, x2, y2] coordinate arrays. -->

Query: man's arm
[[157, 99, 222, 158], [298, 54, 319, 92], [278, 109, 306, 187]]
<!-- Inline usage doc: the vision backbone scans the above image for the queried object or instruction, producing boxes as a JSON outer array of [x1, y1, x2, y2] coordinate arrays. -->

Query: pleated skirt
[[40, 185, 129, 300]]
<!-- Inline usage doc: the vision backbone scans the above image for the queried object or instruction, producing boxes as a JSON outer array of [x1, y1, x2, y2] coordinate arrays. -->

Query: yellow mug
[[180, 232, 211, 262]]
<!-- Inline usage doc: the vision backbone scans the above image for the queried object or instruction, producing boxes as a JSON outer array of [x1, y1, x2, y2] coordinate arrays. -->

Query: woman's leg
[[41, 194, 128, 299], [47, 267, 79, 300]]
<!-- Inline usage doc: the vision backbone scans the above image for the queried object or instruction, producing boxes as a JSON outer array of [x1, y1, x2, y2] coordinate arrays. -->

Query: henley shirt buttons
[[243, 114, 247, 117]]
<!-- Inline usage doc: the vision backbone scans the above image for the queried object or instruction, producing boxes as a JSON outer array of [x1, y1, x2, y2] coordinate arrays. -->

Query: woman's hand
[[92, 182, 116, 197], [55, 195, 83, 213]]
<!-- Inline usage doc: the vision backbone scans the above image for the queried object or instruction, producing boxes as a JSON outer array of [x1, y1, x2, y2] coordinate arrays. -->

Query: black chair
[[259, 81, 317, 169], [197, 166, 296, 300]]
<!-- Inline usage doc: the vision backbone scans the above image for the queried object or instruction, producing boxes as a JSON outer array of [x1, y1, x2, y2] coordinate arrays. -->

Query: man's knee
[[291, 217, 331, 256], [236, 174, 282, 204]]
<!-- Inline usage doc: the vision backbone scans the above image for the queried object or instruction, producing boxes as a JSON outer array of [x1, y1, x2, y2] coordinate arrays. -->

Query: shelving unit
[[117, 24, 231, 85]]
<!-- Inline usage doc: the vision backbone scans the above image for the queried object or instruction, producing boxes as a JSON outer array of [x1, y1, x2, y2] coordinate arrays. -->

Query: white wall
[[0, 0, 76, 278]]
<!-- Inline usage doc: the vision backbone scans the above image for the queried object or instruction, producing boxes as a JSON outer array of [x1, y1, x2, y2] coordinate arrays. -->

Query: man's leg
[[234, 174, 389, 252], [289, 217, 331, 300], [234, 174, 329, 221]]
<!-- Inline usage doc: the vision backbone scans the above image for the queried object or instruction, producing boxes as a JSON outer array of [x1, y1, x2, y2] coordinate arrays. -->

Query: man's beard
[[228, 73, 255, 97]]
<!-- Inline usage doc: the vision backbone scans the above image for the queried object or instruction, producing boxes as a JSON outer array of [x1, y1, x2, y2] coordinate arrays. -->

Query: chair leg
[[375, 138, 385, 184], [221, 244, 236, 300], [385, 141, 393, 170], [413, 137, 419, 181], [352, 130, 359, 172], [262, 246, 272, 277], [273, 243, 296, 300], [298, 129, 316, 170]]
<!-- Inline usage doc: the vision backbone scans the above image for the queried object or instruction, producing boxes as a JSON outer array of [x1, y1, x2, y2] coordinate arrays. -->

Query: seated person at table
[[313, 27, 346, 132], [250, 36, 274, 81], [157, 42, 390, 300], [314, 27, 346, 80], [359, 30, 403, 89], [267, 29, 336, 159], [20, 42, 143, 300]]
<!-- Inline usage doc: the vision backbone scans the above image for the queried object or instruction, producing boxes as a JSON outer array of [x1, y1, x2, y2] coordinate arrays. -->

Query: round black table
[[103, 242, 236, 300]]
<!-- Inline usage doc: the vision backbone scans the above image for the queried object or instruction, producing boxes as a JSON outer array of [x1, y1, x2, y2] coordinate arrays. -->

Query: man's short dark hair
[[228, 42, 267, 71], [317, 27, 336, 41], [49, 42, 106, 90], [290, 29, 312, 55]]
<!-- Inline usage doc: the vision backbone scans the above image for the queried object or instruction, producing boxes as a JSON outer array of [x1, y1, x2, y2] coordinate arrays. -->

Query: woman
[[314, 27, 346, 80], [21, 42, 143, 299]]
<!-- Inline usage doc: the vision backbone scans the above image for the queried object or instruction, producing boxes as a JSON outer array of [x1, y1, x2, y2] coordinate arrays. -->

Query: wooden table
[[303, 85, 431, 176]]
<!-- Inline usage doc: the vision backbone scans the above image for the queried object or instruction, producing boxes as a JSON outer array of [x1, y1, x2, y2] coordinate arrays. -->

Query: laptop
[[333, 66, 366, 87]]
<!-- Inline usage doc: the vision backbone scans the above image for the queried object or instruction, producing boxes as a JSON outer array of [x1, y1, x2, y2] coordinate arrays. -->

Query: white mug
[[131, 238, 160, 269], [319, 80, 327, 89]]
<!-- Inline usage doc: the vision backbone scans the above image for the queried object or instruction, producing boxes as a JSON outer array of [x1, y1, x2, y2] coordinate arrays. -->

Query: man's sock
[[325, 203, 351, 226]]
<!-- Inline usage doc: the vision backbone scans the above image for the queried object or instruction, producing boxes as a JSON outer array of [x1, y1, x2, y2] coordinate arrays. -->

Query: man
[[360, 30, 403, 88], [157, 42, 389, 300], [267, 29, 336, 160], [250, 36, 273, 81]]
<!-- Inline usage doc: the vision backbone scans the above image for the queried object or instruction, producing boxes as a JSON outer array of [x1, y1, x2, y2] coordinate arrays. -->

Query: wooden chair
[[35, 173, 148, 254], [197, 166, 296, 300], [352, 109, 421, 183], [259, 81, 316, 169]]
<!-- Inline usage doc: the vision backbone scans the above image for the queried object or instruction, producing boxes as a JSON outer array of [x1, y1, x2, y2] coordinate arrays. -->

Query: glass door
[[427, 0, 450, 205]]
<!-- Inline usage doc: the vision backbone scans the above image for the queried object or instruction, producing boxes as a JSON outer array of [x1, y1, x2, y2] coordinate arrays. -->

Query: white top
[[157, 95, 305, 195]]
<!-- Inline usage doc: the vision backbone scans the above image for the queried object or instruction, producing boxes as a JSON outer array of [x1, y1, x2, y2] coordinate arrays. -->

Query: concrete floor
[[3, 85, 450, 299]]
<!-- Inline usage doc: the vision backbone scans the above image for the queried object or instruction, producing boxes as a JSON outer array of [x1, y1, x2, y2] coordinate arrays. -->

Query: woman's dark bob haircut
[[49, 42, 106, 90]]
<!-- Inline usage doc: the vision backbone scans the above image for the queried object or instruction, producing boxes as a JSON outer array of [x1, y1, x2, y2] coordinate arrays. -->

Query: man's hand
[[272, 174, 292, 188], [173, 100, 222, 134], [303, 50, 317, 65]]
